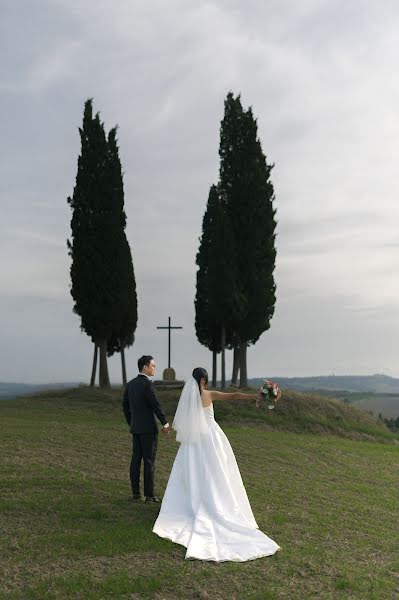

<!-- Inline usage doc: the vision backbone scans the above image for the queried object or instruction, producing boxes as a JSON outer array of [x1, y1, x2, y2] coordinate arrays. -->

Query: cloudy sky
[[1, 0, 399, 384]]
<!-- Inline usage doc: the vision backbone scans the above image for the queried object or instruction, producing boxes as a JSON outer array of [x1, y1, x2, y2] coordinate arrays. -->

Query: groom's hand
[[161, 423, 172, 434]]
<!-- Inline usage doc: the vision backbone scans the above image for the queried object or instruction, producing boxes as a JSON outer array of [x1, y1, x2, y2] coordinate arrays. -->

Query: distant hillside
[[248, 374, 399, 394], [0, 382, 81, 400]]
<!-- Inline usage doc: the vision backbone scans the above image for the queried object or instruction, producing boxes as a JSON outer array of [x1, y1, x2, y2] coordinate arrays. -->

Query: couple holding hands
[[122, 355, 280, 562]]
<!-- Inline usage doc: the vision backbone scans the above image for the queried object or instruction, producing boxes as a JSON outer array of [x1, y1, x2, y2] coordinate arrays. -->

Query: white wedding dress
[[153, 402, 280, 562]]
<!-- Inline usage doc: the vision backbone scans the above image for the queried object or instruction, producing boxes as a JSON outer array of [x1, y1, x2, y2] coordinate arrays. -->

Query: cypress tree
[[195, 185, 221, 387], [68, 100, 137, 387], [206, 186, 242, 389], [195, 185, 240, 388], [105, 127, 138, 386], [67, 100, 109, 386], [219, 93, 277, 387]]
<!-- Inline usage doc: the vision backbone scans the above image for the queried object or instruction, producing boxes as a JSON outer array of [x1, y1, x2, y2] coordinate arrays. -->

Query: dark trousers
[[130, 433, 158, 497]]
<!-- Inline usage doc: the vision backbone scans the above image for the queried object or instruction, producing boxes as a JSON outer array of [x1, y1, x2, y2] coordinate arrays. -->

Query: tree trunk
[[221, 326, 226, 390], [231, 345, 240, 385], [239, 342, 248, 388], [121, 345, 127, 387], [98, 338, 111, 388], [212, 350, 217, 388], [90, 343, 98, 387]]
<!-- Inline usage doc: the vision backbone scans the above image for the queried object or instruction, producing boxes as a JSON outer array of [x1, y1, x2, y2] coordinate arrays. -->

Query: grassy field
[[0, 387, 398, 599]]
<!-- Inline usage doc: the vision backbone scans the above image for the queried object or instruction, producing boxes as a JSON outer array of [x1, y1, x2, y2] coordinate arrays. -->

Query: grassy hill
[[0, 387, 398, 599], [212, 389, 396, 442]]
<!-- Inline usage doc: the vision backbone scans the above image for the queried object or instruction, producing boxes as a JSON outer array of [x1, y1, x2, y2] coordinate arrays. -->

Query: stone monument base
[[163, 367, 176, 381], [153, 380, 185, 390], [153, 366, 184, 390]]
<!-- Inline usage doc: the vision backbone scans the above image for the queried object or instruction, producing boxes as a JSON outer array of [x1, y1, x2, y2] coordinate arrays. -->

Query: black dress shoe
[[129, 494, 143, 502], [145, 496, 161, 503]]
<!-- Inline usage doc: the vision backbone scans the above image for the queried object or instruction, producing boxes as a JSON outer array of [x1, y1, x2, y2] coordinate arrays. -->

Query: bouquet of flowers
[[259, 379, 282, 410]]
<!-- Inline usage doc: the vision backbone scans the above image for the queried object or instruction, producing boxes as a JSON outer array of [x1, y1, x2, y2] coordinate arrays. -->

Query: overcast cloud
[[1, 0, 399, 383]]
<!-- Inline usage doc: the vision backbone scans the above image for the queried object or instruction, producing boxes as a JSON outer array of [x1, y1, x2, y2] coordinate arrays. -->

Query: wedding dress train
[[153, 403, 280, 562]]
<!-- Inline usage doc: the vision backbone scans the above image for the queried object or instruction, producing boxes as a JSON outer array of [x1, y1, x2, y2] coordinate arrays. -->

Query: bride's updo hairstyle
[[192, 367, 208, 390]]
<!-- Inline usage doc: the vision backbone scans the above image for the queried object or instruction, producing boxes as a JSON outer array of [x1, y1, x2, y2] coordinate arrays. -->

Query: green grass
[[0, 387, 398, 599]]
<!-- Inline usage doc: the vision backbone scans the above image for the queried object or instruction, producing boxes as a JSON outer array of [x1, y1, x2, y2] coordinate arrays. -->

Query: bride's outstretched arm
[[208, 390, 259, 402]]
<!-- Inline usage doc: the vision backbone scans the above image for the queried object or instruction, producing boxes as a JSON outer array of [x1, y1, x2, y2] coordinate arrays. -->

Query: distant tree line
[[195, 92, 278, 388], [67, 99, 137, 387]]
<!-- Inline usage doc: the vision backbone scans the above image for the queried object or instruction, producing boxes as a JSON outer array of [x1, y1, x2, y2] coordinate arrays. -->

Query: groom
[[122, 355, 171, 503]]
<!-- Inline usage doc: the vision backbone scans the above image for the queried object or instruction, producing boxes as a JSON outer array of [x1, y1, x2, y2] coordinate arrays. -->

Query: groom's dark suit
[[122, 373, 168, 498]]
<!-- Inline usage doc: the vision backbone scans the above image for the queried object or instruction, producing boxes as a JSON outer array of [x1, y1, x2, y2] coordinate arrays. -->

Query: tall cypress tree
[[68, 100, 137, 387], [195, 185, 221, 387], [105, 128, 137, 386], [67, 100, 109, 387], [195, 185, 240, 388], [219, 93, 277, 387], [206, 186, 242, 388]]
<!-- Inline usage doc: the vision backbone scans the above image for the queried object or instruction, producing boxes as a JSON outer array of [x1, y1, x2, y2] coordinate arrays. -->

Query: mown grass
[[0, 387, 398, 599]]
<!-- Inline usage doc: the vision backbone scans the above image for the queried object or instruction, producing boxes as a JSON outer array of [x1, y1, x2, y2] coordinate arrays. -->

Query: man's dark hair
[[138, 355, 153, 372]]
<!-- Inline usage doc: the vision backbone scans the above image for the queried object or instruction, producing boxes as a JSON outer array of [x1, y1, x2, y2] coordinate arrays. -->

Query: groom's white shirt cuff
[[138, 373, 169, 428]]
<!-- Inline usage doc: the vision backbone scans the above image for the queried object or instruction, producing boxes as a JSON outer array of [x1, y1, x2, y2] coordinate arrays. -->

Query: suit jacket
[[122, 374, 168, 434]]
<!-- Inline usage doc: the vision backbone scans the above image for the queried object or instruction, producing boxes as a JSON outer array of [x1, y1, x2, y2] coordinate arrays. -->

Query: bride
[[152, 367, 281, 562]]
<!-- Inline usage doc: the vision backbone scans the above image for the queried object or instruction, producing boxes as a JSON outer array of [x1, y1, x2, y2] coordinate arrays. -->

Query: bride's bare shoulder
[[201, 389, 213, 407]]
